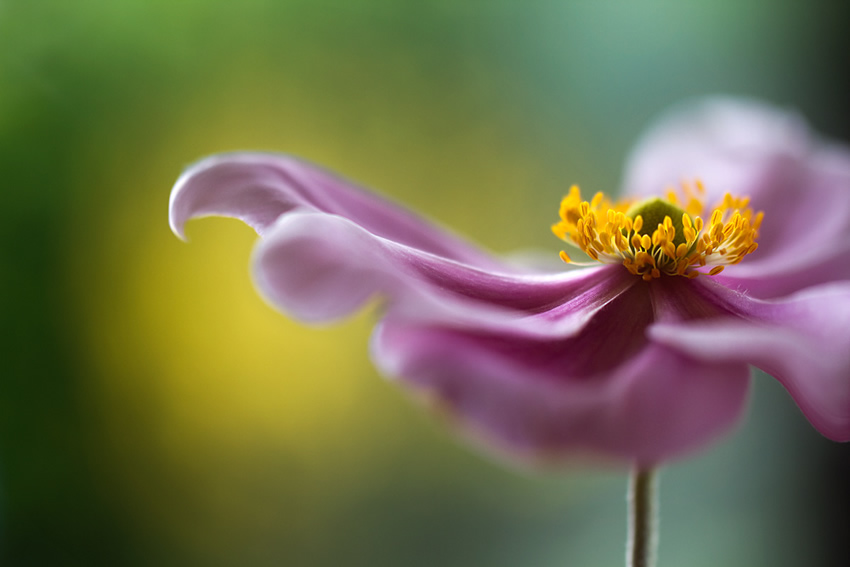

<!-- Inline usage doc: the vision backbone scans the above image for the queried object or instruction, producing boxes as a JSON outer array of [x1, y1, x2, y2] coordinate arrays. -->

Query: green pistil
[[626, 198, 688, 247]]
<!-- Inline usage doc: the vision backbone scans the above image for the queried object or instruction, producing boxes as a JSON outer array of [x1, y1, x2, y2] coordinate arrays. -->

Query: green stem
[[627, 467, 658, 567]]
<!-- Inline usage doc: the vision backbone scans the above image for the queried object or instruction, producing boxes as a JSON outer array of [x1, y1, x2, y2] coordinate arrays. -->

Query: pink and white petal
[[713, 241, 850, 299], [650, 279, 850, 441], [372, 282, 751, 466], [251, 211, 634, 332], [624, 98, 850, 296], [169, 152, 506, 271], [714, 152, 850, 293], [622, 97, 810, 205]]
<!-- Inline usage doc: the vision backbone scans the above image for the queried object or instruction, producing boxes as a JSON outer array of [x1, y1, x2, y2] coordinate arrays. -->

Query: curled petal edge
[[169, 152, 508, 271]]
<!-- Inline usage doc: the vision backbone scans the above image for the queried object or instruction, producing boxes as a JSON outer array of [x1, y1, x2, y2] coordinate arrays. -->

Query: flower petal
[[251, 211, 633, 330], [711, 150, 850, 296], [372, 281, 751, 466], [650, 279, 850, 441], [623, 98, 850, 297], [623, 97, 810, 204], [169, 152, 506, 270], [712, 241, 850, 299]]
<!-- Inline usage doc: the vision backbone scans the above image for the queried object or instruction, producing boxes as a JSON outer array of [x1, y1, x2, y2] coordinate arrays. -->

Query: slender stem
[[627, 467, 658, 567]]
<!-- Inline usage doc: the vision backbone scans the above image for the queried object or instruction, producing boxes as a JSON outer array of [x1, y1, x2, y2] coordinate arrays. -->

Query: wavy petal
[[650, 279, 850, 441], [372, 280, 751, 466], [169, 152, 507, 271], [623, 98, 850, 297], [251, 211, 633, 331]]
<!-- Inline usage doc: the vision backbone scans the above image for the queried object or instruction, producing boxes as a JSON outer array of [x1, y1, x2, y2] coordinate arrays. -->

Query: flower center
[[551, 182, 763, 281]]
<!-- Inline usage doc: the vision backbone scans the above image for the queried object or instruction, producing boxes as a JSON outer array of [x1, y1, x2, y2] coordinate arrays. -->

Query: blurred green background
[[2, 1, 848, 565]]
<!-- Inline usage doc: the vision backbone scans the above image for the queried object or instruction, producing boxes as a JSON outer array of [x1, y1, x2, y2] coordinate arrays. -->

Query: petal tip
[[167, 156, 214, 242], [167, 152, 260, 242]]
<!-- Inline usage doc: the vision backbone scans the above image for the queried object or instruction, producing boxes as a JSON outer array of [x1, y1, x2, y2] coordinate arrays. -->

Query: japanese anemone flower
[[169, 98, 850, 468]]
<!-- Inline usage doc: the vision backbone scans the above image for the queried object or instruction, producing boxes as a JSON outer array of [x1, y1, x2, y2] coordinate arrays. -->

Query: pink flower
[[169, 98, 850, 467]]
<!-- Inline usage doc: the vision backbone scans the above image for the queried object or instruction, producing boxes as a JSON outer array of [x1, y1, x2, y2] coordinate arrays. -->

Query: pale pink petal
[[713, 242, 850, 299], [650, 279, 850, 441], [372, 280, 750, 466], [623, 98, 850, 297], [623, 97, 810, 204], [169, 153, 506, 271], [251, 211, 632, 331]]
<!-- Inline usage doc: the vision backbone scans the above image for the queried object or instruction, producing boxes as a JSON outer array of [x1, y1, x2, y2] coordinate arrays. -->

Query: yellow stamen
[[552, 183, 763, 280]]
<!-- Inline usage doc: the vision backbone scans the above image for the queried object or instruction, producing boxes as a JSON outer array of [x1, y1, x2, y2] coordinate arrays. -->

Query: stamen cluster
[[552, 183, 763, 281]]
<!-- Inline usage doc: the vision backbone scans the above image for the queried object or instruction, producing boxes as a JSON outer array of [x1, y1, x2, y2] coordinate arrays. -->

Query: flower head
[[169, 98, 850, 467]]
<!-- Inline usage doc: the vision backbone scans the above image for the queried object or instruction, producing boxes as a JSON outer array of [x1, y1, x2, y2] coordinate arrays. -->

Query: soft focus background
[[2, 1, 849, 565]]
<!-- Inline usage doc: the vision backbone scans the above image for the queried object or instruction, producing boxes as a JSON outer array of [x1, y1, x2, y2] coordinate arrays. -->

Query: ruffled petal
[[372, 280, 751, 466], [251, 211, 633, 330], [169, 152, 506, 271], [650, 279, 850, 441], [623, 98, 850, 297]]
